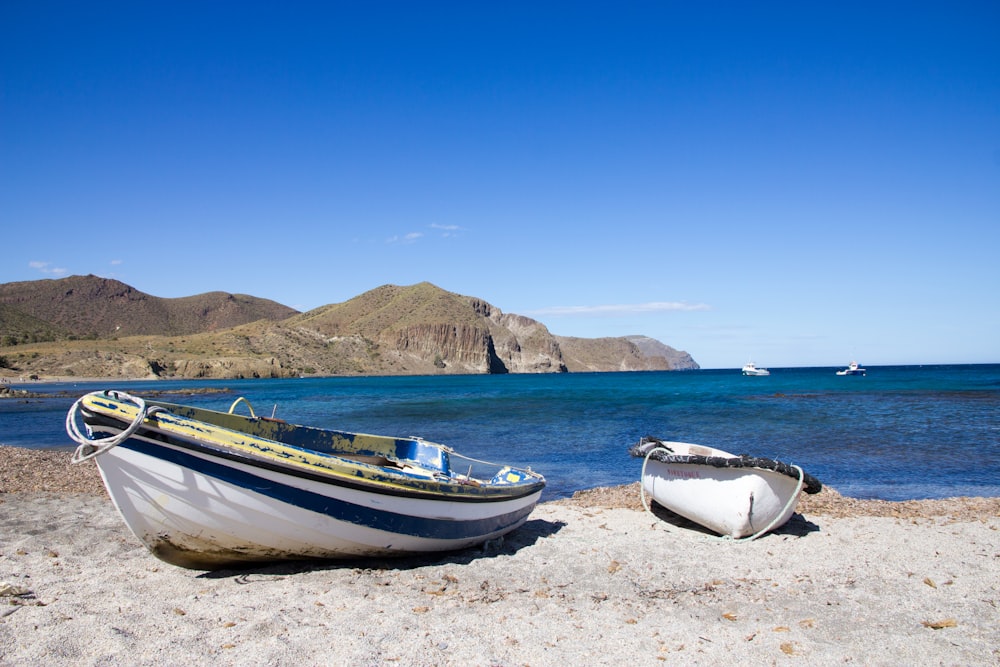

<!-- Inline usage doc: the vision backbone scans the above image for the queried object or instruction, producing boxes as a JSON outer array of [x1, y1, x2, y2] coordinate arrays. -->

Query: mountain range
[[0, 275, 698, 380]]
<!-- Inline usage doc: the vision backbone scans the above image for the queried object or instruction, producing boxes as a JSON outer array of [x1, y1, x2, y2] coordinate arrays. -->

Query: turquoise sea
[[2, 364, 998, 502]]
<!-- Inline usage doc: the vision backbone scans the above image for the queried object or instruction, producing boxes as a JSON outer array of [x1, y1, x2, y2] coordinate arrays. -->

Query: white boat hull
[[95, 436, 541, 568], [635, 440, 816, 538]]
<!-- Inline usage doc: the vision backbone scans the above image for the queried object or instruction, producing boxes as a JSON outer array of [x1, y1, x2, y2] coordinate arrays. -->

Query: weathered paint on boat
[[69, 391, 545, 569]]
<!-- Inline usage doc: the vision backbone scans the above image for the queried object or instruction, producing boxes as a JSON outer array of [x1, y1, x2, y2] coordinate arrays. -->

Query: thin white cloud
[[29, 261, 68, 276], [387, 224, 465, 243], [110, 259, 123, 266], [430, 223, 464, 237], [386, 224, 466, 244], [386, 232, 424, 244], [527, 301, 712, 316]]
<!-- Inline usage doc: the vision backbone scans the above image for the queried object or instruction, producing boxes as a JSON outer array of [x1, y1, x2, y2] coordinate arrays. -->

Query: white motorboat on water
[[836, 361, 866, 376], [630, 436, 822, 539], [742, 361, 770, 376], [66, 390, 545, 569]]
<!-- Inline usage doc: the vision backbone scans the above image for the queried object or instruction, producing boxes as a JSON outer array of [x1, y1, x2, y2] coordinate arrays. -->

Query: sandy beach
[[2, 446, 999, 666]]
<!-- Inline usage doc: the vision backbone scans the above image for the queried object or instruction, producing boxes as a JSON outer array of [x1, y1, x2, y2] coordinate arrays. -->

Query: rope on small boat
[[67, 390, 165, 464], [639, 445, 674, 526]]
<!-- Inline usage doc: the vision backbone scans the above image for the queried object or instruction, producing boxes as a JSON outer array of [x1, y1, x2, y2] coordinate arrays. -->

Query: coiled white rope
[[639, 446, 806, 541], [67, 390, 165, 464], [639, 445, 673, 520]]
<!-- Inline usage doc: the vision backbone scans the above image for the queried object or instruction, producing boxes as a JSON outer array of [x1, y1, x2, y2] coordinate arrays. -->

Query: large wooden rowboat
[[67, 390, 545, 569]]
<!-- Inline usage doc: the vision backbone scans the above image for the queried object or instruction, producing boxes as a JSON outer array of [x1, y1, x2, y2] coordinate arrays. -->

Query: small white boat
[[630, 436, 821, 539], [66, 390, 545, 569], [836, 361, 866, 376], [741, 361, 770, 376]]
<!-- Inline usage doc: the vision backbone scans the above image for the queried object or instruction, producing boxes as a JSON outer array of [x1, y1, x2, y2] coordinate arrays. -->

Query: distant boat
[[630, 436, 822, 539], [742, 361, 770, 376], [66, 390, 545, 569], [836, 361, 866, 376]]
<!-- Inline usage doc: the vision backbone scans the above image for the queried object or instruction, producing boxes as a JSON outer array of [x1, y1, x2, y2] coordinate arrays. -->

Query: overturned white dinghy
[[630, 436, 822, 539]]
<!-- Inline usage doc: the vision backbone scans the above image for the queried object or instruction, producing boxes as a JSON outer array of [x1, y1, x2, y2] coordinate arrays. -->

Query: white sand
[[2, 492, 998, 666]]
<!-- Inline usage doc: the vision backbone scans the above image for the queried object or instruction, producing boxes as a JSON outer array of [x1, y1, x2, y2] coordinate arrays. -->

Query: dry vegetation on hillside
[[1, 277, 698, 380]]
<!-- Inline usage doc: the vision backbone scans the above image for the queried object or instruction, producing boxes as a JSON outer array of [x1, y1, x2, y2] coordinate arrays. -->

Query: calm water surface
[[2, 364, 998, 501]]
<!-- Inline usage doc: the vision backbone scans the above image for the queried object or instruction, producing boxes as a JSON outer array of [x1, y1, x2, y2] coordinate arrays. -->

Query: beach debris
[[475, 580, 506, 603], [0, 582, 38, 617], [922, 618, 958, 629], [0, 582, 31, 597], [923, 577, 937, 588], [233, 573, 284, 585]]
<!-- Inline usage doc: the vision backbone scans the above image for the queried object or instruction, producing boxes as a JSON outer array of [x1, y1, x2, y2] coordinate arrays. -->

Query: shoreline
[[2, 445, 1000, 517], [0, 374, 160, 386]]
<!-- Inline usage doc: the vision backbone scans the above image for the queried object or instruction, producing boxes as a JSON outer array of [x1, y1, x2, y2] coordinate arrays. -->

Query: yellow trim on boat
[[80, 394, 478, 496]]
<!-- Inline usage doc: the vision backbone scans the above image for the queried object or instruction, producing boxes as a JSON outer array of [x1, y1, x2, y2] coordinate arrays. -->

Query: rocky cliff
[[287, 283, 572, 375], [0, 278, 699, 379], [555, 335, 697, 372]]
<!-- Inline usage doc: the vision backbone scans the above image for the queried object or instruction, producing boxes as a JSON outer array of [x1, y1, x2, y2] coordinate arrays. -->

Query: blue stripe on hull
[[118, 438, 536, 541]]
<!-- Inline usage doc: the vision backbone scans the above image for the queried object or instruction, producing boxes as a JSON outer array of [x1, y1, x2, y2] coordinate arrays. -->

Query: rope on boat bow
[[67, 390, 165, 464], [638, 444, 674, 519]]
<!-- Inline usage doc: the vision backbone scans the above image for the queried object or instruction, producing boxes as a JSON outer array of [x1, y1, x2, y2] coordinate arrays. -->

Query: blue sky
[[2, 2, 998, 369]]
